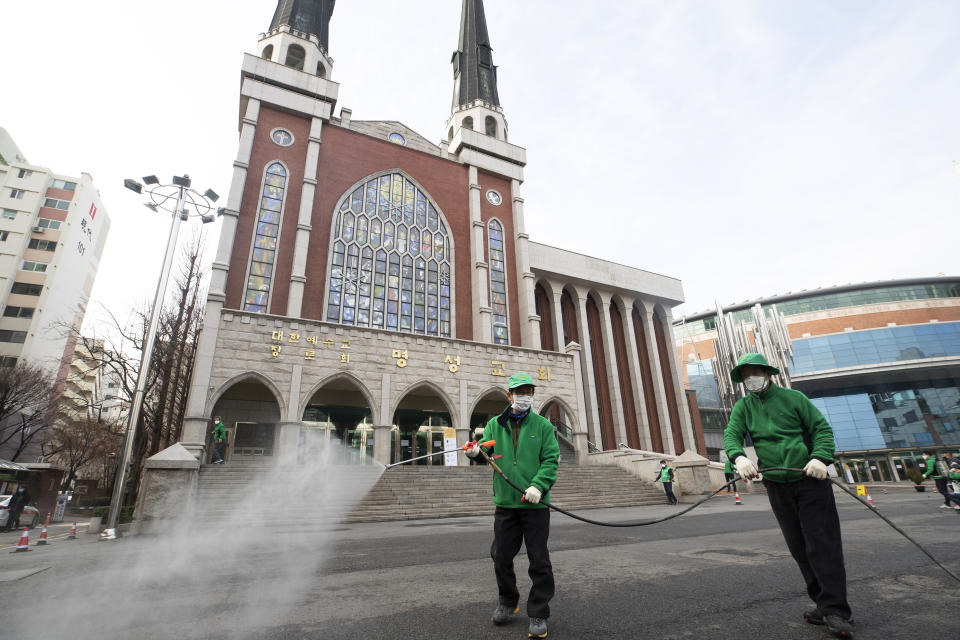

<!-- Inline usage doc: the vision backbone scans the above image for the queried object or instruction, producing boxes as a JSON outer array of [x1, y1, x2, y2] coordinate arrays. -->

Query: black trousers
[[661, 481, 678, 504], [491, 507, 555, 618], [724, 473, 738, 493], [934, 478, 953, 506], [765, 477, 852, 619]]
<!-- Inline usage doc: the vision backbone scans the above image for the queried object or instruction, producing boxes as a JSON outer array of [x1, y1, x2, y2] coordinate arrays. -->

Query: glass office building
[[675, 278, 960, 482]]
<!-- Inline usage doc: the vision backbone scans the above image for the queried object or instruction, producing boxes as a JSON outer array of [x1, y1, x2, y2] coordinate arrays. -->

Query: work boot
[[824, 614, 856, 638], [528, 617, 548, 638], [491, 604, 518, 625], [803, 608, 825, 625]]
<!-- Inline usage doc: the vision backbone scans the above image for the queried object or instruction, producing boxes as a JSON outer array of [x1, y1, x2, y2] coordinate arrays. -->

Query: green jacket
[[482, 407, 560, 509], [213, 421, 226, 440], [724, 459, 734, 474], [724, 383, 835, 483], [948, 470, 960, 483], [654, 466, 674, 483], [922, 456, 939, 480]]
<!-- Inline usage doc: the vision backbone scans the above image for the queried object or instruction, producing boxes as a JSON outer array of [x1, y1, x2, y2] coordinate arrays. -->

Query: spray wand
[[383, 440, 497, 469]]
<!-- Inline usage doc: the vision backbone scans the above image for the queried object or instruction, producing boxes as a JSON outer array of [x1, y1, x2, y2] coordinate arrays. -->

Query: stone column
[[277, 421, 302, 465], [549, 281, 566, 353], [641, 306, 675, 455], [511, 179, 540, 349], [886, 453, 901, 482], [597, 291, 628, 447], [573, 286, 601, 447], [181, 98, 260, 460], [468, 166, 493, 342], [564, 343, 590, 461], [287, 116, 323, 317], [619, 297, 653, 451], [660, 307, 696, 453], [374, 372, 393, 465]]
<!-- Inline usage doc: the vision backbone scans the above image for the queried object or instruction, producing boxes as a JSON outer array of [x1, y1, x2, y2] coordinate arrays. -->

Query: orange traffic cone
[[866, 493, 875, 508], [11, 527, 30, 552], [43, 512, 50, 527], [36, 524, 49, 545], [734, 492, 743, 505], [68, 523, 77, 539]]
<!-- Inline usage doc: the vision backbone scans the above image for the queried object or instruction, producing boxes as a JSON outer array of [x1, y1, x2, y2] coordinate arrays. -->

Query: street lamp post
[[101, 174, 221, 540]]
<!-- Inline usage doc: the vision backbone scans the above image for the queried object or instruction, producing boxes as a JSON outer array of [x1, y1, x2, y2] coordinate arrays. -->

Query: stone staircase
[[190, 449, 668, 526]]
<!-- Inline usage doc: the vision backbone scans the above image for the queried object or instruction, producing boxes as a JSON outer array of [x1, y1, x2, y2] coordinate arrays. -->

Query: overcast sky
[[1, 0, 958, 329]]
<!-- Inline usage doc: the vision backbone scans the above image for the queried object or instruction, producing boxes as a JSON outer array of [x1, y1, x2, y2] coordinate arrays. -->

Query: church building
[[178, 0, 697, 468]]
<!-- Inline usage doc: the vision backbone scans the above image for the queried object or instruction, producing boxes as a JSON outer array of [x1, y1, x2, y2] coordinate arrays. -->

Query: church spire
[[269, 0, 336, 53], [452, 0, 500, 109]]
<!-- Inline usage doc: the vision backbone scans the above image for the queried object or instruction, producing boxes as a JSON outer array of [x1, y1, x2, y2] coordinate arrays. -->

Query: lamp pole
[[101, 175, 220, 540]]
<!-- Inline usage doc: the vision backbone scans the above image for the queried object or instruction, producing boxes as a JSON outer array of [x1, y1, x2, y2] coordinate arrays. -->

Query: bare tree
[[59, 231, 207, 505], [0, 361, 58, 461], [49, 416, 124, 490]]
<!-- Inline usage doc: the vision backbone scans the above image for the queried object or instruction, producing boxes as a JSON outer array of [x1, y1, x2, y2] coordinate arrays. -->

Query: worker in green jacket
[[948, 461, 960, 511], [466, 372, 559, 639], [724, 353, 855, 639], [211, 416, 227, 464]]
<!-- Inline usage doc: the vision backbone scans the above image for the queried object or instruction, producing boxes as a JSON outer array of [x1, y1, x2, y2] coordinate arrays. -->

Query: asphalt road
[[0, 490, 957, 639]]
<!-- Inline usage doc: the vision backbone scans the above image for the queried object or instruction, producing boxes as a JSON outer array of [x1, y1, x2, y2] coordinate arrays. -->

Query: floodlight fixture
[[144, 202, 159, 212], [201, 213, 216, 224], [142, 175, 160, 185], [203, 188, 220, 202], [123, 179, 143, 194], [172, 175, 191, 188], [216, 207, 225, 217], [179, 209, 189, 221]]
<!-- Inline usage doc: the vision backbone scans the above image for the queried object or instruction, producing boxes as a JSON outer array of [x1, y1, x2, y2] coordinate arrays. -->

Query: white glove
[[803, 458, 828, 480], [735, 456, 759, 480], [465, 441, 480, 458], [524, 486, 542, 504]]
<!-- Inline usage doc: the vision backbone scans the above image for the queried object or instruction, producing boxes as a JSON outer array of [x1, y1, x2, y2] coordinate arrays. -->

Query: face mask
[[511, 395, 534, 413], [743, 375, 767, 393]]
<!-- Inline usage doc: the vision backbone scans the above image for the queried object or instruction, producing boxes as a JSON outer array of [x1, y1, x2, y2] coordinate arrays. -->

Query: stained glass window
[[488, 219, 509, 345], [244, 162, 287, 313], [326, 173, 452, 337]]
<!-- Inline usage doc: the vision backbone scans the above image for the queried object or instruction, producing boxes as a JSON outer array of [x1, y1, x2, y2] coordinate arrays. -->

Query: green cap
[[507, 372, 536, 390], [730, 352, 780, 383]]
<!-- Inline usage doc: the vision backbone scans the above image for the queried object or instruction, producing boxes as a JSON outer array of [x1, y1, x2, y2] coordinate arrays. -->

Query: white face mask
[[511, 395, 534, 413], [743, 375, 767, 393]]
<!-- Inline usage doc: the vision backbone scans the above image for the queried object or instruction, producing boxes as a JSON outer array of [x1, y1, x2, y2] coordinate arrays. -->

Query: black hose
[[497, 465, 960, 584]]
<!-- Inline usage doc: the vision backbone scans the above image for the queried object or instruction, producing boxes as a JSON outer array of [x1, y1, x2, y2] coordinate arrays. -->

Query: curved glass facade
[[809, 378, 960, 451], [791, 322, 960, 374], [675, 281, 960, 338]]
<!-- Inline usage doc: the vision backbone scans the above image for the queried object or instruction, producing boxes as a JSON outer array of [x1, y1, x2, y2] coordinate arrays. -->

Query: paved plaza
[[0, 491, 957, 639]]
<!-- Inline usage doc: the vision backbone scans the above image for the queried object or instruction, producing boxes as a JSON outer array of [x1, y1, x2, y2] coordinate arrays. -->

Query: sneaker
[[939, 504, 951, 509], [528, 617, 548, 638], [803, 608, 825, 625], [953, 505, 960, 511], [824, 614, 856, 638], [492, 604, 518, 625]]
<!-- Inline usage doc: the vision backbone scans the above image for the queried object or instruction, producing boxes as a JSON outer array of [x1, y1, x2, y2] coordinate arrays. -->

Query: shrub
[[91, 506, 135, 524], [78, 496, 111, 508], [905, 469, 924, 485]]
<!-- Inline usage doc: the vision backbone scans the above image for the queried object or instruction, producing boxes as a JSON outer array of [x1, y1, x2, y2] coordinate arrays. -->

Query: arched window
[[462, 116, 474, 131], [243, 162, 287, 313], [326, 173, 452, 337], [485, 116, 497, 137], [285, 44, 305, 70], [262, 44, 274, 61], [488, 219, 509, 345], [316, 61, 326, 78]]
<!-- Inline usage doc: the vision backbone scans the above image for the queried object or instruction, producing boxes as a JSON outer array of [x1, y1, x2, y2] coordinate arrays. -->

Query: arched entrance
[[470, 387, 509, 466], [301, 375, 376, 465], [210, 376, 283, 462], [391, 383, 454, 465]]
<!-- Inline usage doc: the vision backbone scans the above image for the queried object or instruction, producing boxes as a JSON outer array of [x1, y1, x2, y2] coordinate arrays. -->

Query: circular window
[[388, 132, 406, 145], [486, 190, 503, 206], [270, 128, 294, 147]]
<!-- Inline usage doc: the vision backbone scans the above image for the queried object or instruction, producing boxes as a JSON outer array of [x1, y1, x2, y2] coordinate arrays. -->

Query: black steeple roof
[[270, 0, 336, 51], [451, 0, 500, 108]]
